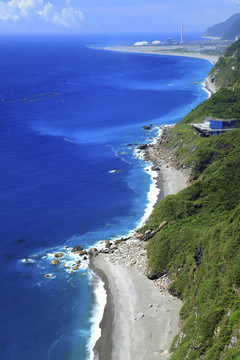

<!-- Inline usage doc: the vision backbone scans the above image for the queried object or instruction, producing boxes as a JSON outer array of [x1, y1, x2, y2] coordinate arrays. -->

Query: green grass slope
[[209, 39, 240, 89], [145, 39, 240, 359]]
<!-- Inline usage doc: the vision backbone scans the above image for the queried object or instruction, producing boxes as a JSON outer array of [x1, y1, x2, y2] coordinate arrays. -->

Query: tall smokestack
[[181, 23, 183, 44]]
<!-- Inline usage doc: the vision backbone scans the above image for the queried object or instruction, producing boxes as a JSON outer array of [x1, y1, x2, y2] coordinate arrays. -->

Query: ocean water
[[0, 35, 212, 359]]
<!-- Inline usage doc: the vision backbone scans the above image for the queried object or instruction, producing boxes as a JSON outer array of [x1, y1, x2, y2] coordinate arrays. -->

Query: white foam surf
[[88, 270, 107, 360]]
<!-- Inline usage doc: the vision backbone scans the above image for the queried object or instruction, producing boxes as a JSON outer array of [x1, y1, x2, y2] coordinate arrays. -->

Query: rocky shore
[[89, 129, 189, 360]]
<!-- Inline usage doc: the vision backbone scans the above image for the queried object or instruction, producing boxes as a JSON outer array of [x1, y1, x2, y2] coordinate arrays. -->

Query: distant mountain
[[203, 13, 240, 40]]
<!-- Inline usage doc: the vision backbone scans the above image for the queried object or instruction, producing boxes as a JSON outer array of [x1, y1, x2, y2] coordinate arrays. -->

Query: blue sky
[[0, 0, 240, 34]]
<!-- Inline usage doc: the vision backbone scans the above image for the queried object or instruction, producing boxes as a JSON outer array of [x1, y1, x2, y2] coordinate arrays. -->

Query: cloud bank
[[0, 0, 84, 27]]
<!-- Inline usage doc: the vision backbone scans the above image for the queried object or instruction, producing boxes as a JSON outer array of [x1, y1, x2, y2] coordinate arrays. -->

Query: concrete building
[[191, 117, 237, 136]]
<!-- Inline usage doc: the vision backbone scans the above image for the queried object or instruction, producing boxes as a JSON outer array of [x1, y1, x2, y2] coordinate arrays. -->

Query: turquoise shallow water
[[0, 34, 212, 359]]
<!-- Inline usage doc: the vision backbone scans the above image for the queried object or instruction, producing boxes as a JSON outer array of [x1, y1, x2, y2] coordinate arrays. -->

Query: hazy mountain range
[[203, 13, 240, 40]]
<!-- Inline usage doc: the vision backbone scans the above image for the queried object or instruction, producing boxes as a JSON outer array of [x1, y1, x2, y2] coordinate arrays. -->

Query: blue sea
[[0, 34, 212, 359]]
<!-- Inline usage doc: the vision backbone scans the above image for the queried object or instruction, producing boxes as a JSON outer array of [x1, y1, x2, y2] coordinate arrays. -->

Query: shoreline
[[90, 128, 188, 359], [88, 46, 215, 359], [103, 45, 220, 65]]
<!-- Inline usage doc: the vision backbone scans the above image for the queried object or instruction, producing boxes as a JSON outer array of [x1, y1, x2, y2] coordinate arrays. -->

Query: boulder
[[115, 239, 123, 245], [105, 240, 111, 248], [54, 252, 64, 258], [137, 144, 148, 150], [88, 248, 99, 257], [50, 259, 59, 266], [89, 247, 98, 252], [142, 126, 151, 130], [72, 265, 79, 271], [71, 245, 83, 253]]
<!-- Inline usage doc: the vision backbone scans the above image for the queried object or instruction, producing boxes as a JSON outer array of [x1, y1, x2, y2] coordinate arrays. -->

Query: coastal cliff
[[145, 39, 240, 359]]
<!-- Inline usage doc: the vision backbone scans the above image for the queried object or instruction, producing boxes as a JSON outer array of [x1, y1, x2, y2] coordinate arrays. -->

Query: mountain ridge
[[204, 13, 240, 40]]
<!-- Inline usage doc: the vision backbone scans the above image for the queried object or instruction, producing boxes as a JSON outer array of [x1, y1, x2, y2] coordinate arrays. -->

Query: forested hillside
[[145, 39, 240, 359]]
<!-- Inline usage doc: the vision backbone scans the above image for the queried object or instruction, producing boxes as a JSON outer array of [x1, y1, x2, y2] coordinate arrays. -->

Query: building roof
[[204, 117, 236, 122]]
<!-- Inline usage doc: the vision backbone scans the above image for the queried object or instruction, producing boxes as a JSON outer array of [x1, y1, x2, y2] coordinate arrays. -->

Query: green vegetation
[[145, 38, 240, 358], [210, 39, 240, 89]]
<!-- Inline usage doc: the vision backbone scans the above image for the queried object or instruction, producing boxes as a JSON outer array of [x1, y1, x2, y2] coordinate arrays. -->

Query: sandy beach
[[104, 45, 220, 64], [90, 138, 188, 360]]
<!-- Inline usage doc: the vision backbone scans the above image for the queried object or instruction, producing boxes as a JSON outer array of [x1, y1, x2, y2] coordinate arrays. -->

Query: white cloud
[[0, 0, 84, 27], [92, 4, 176, 16], [39, 3, 84, 27]]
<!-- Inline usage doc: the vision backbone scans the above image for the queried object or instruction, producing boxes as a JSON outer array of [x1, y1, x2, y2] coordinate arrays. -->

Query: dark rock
[[54, 252, 64, 258], [115, 239, 123, 245], [142, 126, 151, 130], [71, 245, 83, 253], [137, 144, 148, 150], [193, 247, 203, 267], [88, 248, 99, 257], [147, 271, 159, 280]]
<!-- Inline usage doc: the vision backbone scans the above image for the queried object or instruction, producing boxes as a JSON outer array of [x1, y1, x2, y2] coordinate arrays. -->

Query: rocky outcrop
[[50, 259, 59, 266], [71, 245, 83, 253], [136, 221, 167, 241], [101, 234, 172, 296], [54, 252, 64, 258], [88, 247, 99, 258], [137, 144, 148, 150]]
